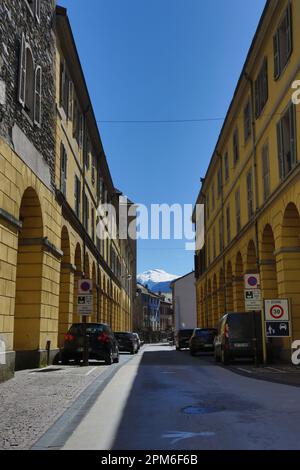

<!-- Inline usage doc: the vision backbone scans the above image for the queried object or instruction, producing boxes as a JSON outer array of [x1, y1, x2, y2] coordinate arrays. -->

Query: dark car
[[175, 329, 194, 350], [132, 333, 141, 351], [189, 328, 218, 356], [214, 312, 262, 364], [60, 323, 119, 365], [115, 332, 139, 354]]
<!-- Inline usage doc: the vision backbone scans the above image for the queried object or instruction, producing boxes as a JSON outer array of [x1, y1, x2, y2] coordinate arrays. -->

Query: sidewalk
[[0, 361, 125, 450], [228, 363, 300, 387]]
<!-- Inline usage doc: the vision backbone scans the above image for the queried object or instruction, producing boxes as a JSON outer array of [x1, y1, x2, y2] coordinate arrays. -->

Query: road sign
[[265, 321, 291, 338], [78, 279, 93, 294], [264, 299, 289, 322], [77, 294, 93, 315], [245, 289, 262, 311], [244, 274, 260, 290]]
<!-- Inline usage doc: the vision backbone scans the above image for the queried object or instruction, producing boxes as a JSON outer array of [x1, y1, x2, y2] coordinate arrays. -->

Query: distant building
[[171, 272, 197, 331], [159, 297, 174, 332], [133, 284, 174, 336]]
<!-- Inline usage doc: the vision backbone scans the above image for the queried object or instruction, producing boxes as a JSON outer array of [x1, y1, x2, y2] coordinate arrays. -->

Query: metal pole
[[82, 316, 89, 367]]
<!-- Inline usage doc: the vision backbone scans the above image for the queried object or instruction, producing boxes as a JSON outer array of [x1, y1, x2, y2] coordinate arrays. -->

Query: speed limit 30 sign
[[264, 299, 289, 322]]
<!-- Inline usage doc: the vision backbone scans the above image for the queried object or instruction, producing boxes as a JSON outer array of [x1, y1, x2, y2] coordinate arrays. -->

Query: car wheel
[[130, 349, 135, 355], [113, 354, 119, 364], [105, 350, 113, 365], [221, 349, 229, 365], [190, 349, 196, 356], [214, 350, 221, 362], [176, 347, 180, 351]]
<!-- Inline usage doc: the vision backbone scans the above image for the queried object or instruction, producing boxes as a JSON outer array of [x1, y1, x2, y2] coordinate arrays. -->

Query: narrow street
[[31, 344, 300, 451]]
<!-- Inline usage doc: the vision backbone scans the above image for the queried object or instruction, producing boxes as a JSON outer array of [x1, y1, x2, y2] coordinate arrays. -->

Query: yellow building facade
[[0, 2, 136, 381], [194, 0, 300, 361]]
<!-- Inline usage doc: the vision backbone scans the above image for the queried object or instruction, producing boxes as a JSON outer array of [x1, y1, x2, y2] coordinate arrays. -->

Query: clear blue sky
[[58, 0, 266, 276]]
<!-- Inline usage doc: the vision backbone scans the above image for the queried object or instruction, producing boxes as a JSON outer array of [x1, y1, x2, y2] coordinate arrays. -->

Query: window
[[255, 58, 268, 118], [224, 152, 229, 181], [74, 175, 81, 218], [34, 66, 42, 126], [91, 208, 95, 242], [274, 4, 292, 79], [84, 137, 90, 170], [262, 143, 270, 201], [73, 97, 83, 147], [226, 206, 231, 245], [60, 61, 71, 118], [207, 235, 211, 266], [213, 227, 216, 260], [83, 194, 89, 232], [235, 188, 241, 233], [92, 155, 96, 185], [217, 167, 222, 197], [247, 170, 254, 220], [244, 100, 251, 143], [19, 35, 43, 124], [60, 143, 67, 196], [277, 104, 296, 180], [206, 194, 210, 221], [219, 217, 223, 253], [233, 128, 239, 165]]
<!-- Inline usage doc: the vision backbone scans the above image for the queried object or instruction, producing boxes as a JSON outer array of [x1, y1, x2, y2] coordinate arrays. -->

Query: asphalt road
[[60, 344, 300, 450]]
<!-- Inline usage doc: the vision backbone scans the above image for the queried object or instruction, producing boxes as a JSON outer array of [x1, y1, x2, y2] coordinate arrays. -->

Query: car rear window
[[178, 330, 193, 337], [115, 332, 132, 338], [69, 324, 107, 336], [227, 315, 260, 338], [195, 329, 217, 338]]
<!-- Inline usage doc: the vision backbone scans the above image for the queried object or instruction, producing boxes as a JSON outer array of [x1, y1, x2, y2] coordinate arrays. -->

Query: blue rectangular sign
[[265, 321, 290, 338]]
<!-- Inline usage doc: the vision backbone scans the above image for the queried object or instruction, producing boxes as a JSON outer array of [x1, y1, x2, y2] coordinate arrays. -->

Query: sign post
[[77, 279, 93, 366], [244, 274, 265, 365]]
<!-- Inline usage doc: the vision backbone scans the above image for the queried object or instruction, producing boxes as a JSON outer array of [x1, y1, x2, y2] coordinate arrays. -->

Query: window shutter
[[273, 32, 280, 79], [18, 34, 26, 106], [60, 62, 65, 108], [289, 104, 296, 167], [68, 81, 73, 121], [254, 79, 259, 118], [286, 3, 292, 59], [79, 114, 84, 148], [34, 66, 42, 125], [263, 58, 268, 105], [277, 121, 284, 180]]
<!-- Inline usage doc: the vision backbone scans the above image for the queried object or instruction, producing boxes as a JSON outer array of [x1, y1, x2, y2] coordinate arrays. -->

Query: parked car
[[132, 333, 141, 351], [214, 312, 262, 365], [189, 328, 218, 356], [60, 323, 119, 365], [175, 329, 194, 350], [115, 332, 139, 354]]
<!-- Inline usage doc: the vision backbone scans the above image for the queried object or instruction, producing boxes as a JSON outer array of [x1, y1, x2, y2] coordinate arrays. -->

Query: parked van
[[214, 312, 262, 365]]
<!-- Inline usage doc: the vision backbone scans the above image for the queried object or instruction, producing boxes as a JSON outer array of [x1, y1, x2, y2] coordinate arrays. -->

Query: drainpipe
[[216, 151, 227, 315], [245, 72, 267, 365]]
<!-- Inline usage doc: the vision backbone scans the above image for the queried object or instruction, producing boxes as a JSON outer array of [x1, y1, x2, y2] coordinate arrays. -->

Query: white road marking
[[266, 367, 287, 373], [85, 367, 97, 376], [162, 431, 215, 445], [236, 368, 253, 374]]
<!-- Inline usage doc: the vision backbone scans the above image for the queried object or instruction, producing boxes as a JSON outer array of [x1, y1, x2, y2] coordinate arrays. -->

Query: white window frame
[[34, 65, 42, 126], [35, 0, 41, 23], [18, 34, 26, 106], [25, 0, 35, 17]]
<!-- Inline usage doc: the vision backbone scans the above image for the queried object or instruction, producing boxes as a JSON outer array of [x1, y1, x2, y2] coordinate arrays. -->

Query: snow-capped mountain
[[137, 269, 179, 294]]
